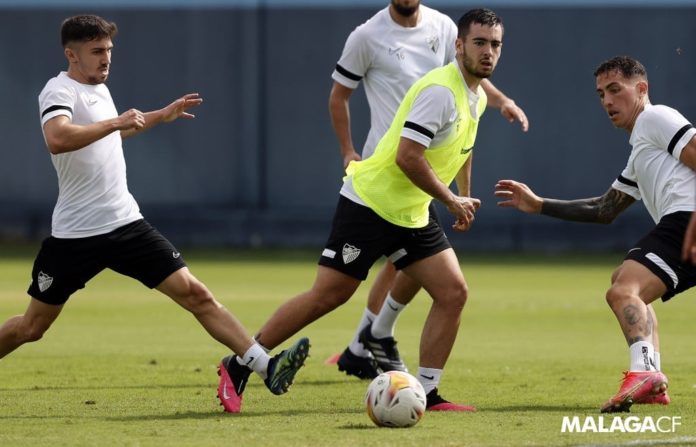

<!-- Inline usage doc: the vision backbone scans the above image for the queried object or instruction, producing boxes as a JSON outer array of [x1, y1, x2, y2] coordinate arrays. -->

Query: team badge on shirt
[[38, 271, 53, 292], [342, 243, 361, 264], [427, 35, 440, 54]]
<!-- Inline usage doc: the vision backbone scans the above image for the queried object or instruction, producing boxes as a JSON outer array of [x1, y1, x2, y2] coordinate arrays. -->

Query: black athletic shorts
[[318, 195, 451, 280], [27, 219, 187, 305], [625, 211, 696, 301]]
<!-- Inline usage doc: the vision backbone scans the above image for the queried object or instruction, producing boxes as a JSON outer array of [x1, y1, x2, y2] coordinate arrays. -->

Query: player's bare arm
[[454, 154, 472, 197], [43, 110, 144, 154], [121, 93, 203, 139], [678, 134, 696, 262], [328, 81, 361, 169], [496, 179, 635, 223], [480, 79, 529, 132], [397, 137, 480, 231]]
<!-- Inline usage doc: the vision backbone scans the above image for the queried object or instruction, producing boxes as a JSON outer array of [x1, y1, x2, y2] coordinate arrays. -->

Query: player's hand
[[447, 196, 481, 232], [116, 108, 145, 131], [162, 93, 203, 123], [343, 150, 361, 170], [495, 179, 543, 214], [682, 211, 696, 264], [499, 99, 529, 133]]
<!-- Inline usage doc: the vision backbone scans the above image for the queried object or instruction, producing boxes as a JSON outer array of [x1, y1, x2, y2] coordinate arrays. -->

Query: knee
[[436, 281, 469, 310], [317, 290, 352, 312], [183, 280, 219, 314], [605, 285, 628, 310], [19, 318, 50, 343]]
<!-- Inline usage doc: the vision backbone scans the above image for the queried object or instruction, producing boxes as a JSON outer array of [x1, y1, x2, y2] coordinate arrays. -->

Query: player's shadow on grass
[[489, 404, 598, 412], [106, 407, 365, 421], [3, 384, 211, 391]]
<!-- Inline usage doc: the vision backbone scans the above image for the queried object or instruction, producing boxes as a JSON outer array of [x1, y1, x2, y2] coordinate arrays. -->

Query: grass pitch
[[0, 248, 695, 446]]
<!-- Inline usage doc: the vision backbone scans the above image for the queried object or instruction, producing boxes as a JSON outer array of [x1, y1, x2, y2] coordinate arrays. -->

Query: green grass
[[1, 249, 695, 446]]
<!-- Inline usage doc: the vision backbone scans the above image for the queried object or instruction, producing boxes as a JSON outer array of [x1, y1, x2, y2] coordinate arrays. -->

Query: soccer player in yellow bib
[[243, 8, 504, 411], [328, 0, 528, 380]]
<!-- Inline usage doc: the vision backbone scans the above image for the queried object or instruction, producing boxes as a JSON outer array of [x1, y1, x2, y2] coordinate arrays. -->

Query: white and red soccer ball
[[365, 371, 426, 428]]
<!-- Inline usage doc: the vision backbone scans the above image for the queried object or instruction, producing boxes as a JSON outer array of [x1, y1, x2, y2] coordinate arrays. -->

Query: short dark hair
[[61, 15, 117, 47], [457, 8, 503, 39], [593, 56, 647, 80]]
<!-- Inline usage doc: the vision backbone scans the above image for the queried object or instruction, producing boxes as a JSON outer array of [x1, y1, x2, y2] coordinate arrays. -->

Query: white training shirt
[[39, 71, 142, 238], [332, 5, 457, 159], [611, 103, 696, 223]]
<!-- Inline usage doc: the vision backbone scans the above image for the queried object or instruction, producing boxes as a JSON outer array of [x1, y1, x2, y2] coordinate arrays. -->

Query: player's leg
[[402, 247, 475, 412], [156, 267, 311, 405], [601, 212, 696, 412], [0, 298, 63, 358], [601, 260, 669, 413], [157, 267, 256, 354], [0, 235, 103, 358], [255, 266, 361, 349], [356, 270, 418, 373], [646, 303, 660, 367], [341, 260, 397, 362], [109, 219, 310, 412], [634, 303, 670, 405]]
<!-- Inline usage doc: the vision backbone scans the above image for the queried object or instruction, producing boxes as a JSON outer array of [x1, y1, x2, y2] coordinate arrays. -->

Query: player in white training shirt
[[495, 56, 696, 413], [328, 0, 529, 379], [0, 15, 309, 415]]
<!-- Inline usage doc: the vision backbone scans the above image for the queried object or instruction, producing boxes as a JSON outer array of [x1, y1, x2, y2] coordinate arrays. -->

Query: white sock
[[417, 367, 442, 394], [236, 343, 271, 379], [371, 293, 406, 339], [348, 309, 376, 357], [654, 351, 661, 371], [629, 341, 656, 372]]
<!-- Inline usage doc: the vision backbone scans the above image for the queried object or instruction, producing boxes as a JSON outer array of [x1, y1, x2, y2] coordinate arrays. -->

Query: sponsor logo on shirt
[[427, 35, 440, 53]]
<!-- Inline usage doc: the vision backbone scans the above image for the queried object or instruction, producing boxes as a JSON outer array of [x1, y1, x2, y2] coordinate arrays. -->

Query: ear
[[64, 46, 77, 64], [636, 79, 649, 97], [455, 38, 464, 57]]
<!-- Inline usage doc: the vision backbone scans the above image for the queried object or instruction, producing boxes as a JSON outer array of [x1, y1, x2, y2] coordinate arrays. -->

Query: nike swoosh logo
[[245, 356, 255, 366], [420, 374, 434, 380], [222, 384, 231, 400], [388, 47, 403, 55], [387, 303, 399, 311]]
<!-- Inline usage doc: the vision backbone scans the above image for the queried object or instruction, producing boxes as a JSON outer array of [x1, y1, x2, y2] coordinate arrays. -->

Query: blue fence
[[1, 4, 694, 251]]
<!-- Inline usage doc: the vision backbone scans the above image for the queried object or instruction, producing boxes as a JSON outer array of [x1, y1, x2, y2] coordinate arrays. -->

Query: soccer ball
[[365, 371, 426, 428]]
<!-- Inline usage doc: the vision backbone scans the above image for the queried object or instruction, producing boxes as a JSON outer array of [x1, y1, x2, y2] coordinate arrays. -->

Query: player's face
[[595, 70, 647, 131], [390, 0, 420, 17], [65, 38, 113, 85], [456, 23, 503, 80]]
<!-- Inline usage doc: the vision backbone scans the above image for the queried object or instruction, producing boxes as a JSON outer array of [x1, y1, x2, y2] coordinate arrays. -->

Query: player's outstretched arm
[[494, 179, 543, 214], [43, 109, 146, 154], [480, 79, 529, 132], [121, 93, 203, 139], [495, 180, 634, 224]]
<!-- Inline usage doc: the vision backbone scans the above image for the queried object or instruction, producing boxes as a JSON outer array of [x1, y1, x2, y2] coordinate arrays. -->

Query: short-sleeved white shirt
[[39, 72, 142, 238], [332, 5, 457, 159], [611, 104, 696, 223]]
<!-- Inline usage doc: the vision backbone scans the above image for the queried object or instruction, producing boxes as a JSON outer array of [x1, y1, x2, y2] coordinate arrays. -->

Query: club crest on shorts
[[342, 243, 361, 264], [38, 271, 53, 292]]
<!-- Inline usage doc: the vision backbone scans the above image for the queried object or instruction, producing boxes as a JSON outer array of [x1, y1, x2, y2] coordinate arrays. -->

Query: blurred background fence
[[1, 0, 695, 251]]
